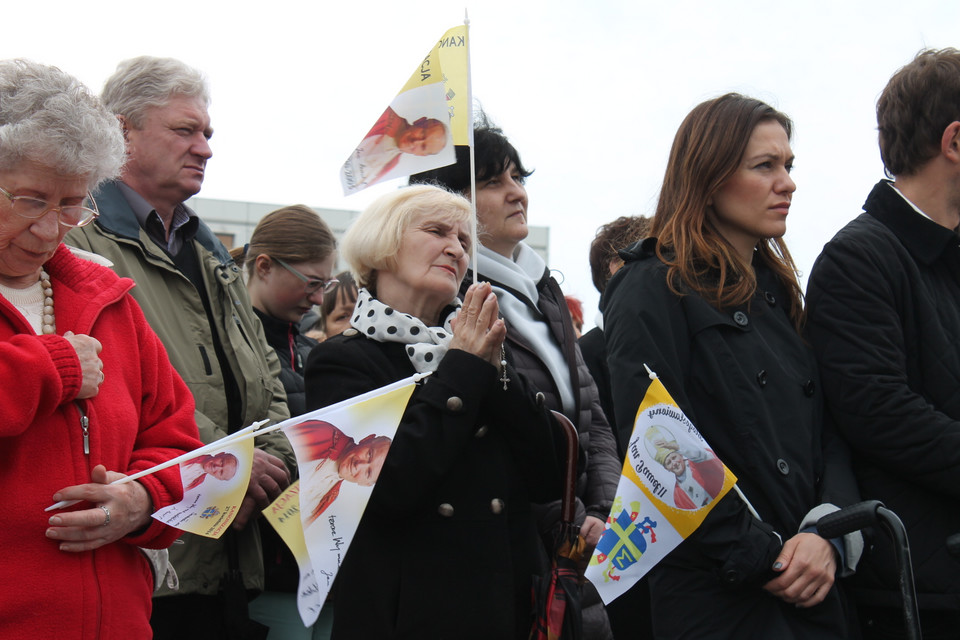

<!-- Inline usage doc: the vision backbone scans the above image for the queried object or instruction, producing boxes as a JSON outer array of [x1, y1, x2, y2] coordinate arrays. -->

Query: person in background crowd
[[319, 271, 359, 339], [301, 272, 358, 343], [0, 58, 202, 640], [581, 214, 653, 639], [564, 293, 584, 338], [580, 215, 651, 444], [232, 204, 336, 416], [65, 56, 294, 640], [304, 185, 562, 638], [411, 116, 620, 638], [603, 93, 862, 639], [806, 48, 960, 640], [231, 204, 338, 639]]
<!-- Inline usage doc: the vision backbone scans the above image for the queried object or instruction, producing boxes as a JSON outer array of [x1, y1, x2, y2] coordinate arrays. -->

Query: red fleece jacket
[[0, 245, 201, 640]]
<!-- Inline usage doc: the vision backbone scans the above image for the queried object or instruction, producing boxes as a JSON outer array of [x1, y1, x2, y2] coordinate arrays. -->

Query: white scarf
[[351, 287, 459, 373], [476, 243, 576, 416]]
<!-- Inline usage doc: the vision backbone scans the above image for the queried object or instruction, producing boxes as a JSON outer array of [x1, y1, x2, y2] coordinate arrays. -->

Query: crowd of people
[[1, 45, 959, 640]]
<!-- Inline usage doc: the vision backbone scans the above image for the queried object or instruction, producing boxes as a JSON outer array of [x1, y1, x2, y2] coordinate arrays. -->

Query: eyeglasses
[[0, 185, 100, 228], [272, 256, 339, 295]]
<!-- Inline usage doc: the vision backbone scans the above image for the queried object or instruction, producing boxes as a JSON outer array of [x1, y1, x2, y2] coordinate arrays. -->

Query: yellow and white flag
[[340, 25, 469, 195], [268, 378, 417, 626], [436, 25, 470, 145], [262, 482, 322, 621], [151, 437, 255, 539], [585, 369, 738, 604]]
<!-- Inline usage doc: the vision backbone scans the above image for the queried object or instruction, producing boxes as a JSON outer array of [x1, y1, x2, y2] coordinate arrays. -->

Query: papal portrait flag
[[152, 437, 255, 539], [340, 24, 469, 195], [436, 25, 470, 145], [270, 376, 418, 627], [584, 367, 738, 604]]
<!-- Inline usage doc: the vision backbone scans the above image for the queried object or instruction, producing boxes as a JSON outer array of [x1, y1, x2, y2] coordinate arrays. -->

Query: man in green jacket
[[66, 56, 294, 639]]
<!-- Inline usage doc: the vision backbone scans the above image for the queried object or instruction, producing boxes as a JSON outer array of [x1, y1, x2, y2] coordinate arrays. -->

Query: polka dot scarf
[[352, 287, 460, 373]]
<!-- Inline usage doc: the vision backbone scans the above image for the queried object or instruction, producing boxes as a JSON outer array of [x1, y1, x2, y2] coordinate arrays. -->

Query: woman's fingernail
[[772, 561, 783, 570]]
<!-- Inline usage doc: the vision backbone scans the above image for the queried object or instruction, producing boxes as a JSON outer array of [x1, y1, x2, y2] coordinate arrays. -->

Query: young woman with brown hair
[[603, 93, 861, 639]]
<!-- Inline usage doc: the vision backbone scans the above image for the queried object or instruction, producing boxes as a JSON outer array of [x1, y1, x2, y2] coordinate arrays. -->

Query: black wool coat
[[807, 180, 960, 611], [304, 330, 562, 639], [603, 238, 859, 639], [460, 270, 620, 528]]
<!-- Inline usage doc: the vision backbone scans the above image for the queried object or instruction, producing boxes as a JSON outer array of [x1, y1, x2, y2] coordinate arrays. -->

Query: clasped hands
[[449, 282, 506, 370]]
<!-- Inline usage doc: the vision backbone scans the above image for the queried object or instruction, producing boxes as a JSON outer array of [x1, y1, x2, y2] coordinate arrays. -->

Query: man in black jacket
[[806, 48, 960, 640]]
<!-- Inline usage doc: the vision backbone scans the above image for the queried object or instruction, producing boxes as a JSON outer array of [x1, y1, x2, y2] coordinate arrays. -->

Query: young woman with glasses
[[230, 203, 337, 639]]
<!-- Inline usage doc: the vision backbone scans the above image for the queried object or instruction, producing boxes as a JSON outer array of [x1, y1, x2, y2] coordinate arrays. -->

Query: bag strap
[[550, 410, 580, 527]]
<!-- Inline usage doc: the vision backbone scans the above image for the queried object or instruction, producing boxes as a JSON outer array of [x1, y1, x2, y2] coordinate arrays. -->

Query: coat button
[[438, 503, 455, 517], [803, 380, 815, 397], [446, 396, 464, 411], [764, 291, 776, 306], [490, 499, 505, 515], [342, 328, 359, 337], [535, 392, 546, 408], [475, 424, 489, 438], [723, 569, 739, 584], [756, 370, 767, 387], [777, 458, 790, 475], [733, 311, 749, 326]]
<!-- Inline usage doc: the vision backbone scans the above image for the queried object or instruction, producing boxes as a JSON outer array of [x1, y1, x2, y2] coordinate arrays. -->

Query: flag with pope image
[[269, 378, 417, 627], [585, 365, 738, 604], [340, 24, 467, 195], [151, 437, 255, 539]]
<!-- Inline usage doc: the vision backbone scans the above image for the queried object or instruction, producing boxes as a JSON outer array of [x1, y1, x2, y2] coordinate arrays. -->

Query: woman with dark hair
[[603, 93, 861, 638], [320, 271, 358, 338], [411, 115, 620, 637]]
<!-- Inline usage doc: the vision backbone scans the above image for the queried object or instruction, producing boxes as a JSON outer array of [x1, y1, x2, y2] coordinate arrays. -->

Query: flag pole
[[227, 372, 428, 442], [45, 373, 429, 511], [44, 419, 269, 511], [465, 9, 478, 285]]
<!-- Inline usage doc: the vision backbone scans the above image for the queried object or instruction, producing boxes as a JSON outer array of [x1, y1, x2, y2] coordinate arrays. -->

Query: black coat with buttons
[[602, 238, 859, 639], [460, 269, 620, 528], [304, 328, 562, 639]]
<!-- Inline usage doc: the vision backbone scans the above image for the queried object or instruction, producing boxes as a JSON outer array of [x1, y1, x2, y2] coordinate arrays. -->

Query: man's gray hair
[[101, 56, 210, 128], [0, 59, 125, 189]]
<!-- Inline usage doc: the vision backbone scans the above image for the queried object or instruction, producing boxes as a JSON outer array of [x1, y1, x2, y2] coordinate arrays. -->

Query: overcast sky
[[6, 0, 958, 327]]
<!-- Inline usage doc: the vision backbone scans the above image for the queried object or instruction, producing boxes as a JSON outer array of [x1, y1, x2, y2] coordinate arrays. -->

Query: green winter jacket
[[66, 180, 294, 597]]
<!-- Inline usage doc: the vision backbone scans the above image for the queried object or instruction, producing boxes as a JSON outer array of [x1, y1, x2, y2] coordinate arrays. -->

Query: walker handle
[[816, 500, 884, 538]]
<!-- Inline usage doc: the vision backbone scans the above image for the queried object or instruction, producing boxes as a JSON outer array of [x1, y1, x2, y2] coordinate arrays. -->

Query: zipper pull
[[76, 402, 90, 455]]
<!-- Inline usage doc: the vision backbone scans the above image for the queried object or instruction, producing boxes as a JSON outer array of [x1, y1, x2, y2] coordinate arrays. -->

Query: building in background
[[188, 196, 550, 269]]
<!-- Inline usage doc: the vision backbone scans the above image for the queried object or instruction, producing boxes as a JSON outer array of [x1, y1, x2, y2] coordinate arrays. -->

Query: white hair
[[101, 56, 210, 128], [0, 59, 125, 189]]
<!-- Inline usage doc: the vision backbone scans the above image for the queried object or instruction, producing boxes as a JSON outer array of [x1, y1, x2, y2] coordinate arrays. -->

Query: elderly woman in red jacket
[[0, 59, 201, 640]]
